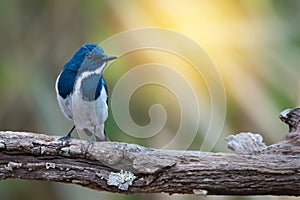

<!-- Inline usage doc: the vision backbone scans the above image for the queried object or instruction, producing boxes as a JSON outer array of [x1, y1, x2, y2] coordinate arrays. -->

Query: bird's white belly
[[72, 89, 108, 129]]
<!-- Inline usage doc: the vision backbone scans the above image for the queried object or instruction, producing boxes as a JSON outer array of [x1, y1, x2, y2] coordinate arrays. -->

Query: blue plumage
[[101, 76, 108, 104], [55, 44, 116, 141], [64, 44, 103, 71], [57, 69, 76, 99]]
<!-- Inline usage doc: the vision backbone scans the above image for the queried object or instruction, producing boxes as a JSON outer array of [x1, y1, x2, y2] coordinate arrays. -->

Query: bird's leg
[[86, 126, 97, 152], [93, 126, 97, 142], [96, 124, 109, 141], [103, 130, 110, 141], [59, 125, 75, 141]]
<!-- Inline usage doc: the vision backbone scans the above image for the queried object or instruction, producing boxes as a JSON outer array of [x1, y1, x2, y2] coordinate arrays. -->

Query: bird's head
[[64, 44, 117, 74]]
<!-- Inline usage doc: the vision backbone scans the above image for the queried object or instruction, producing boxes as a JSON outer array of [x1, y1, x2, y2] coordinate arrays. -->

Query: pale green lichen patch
[[40, 146, 46, 154], [5, 162, 22, 171], [107, 170, 137, 190], [0, 140, 5, 149], [61, 147, 71, 156], [193, 189, 208, 196], [45, 162, 55, 169]]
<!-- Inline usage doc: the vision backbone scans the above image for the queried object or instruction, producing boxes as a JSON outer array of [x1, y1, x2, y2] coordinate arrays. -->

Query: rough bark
[[0, 107, 299, 196]]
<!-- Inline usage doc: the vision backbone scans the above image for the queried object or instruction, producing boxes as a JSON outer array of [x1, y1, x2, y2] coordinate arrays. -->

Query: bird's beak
[[102, 55, 117, 61]]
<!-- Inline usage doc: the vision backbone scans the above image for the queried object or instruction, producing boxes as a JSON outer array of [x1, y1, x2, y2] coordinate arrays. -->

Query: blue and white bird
[[55, 44, 117, 141]]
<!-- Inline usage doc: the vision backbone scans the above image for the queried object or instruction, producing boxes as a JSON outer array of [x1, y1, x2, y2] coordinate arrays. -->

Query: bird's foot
[[85, 136, 107, 153], [58, 126, 75, 142], [86, 140, 95, 153], [94, 135, 109, 142], [59, 134, 72, 141]]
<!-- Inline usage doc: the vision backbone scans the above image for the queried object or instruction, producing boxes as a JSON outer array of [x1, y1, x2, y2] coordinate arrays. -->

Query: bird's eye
[[86, 54, 92, 60]]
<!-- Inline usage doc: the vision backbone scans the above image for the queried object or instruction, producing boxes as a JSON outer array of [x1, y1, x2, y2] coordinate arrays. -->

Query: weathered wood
[[0, 107, 299, 195]]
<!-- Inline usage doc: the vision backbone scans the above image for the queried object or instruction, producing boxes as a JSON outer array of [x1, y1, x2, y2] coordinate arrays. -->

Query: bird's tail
[[76, 126, 108, 141]]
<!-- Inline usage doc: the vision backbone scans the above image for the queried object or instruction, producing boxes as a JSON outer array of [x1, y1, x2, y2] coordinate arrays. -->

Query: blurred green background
[[0, 0, 299, 200]]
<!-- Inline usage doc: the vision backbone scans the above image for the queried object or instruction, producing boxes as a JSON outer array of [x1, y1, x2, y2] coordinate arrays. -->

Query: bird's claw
[[86, 140, 95, 153], [59, 126, 75, 142], [59, 134, 71, 141]]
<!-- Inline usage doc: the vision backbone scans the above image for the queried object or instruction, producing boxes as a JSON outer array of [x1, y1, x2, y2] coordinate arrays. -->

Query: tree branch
[[0, 107, 299, 196]]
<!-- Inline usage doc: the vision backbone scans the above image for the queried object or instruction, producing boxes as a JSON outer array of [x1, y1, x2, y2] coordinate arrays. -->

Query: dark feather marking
[[80, 74, 108, 101]]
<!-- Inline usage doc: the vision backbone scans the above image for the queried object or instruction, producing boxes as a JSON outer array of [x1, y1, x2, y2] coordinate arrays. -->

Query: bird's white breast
[[72, 71, 108, 129]]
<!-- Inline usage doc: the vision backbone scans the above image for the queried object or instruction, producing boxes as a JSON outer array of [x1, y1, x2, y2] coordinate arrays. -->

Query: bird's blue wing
[[100, 76, 108, 104], [57, 70, 76, 99]]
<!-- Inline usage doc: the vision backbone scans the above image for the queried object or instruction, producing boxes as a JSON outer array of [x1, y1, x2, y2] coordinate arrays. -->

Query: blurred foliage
[[0, 0, 299, 200]]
